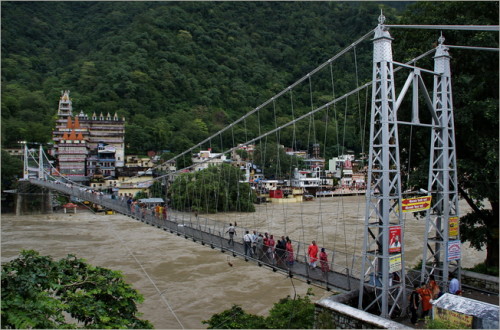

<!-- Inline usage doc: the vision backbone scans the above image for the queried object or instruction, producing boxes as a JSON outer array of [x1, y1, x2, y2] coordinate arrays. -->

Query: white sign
[[447, 240, 461, 261]]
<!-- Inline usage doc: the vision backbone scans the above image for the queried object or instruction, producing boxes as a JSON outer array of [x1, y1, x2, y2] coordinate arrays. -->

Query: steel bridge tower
[[359, 15, 461, 317], [358, 14, 405, 318], [421, 35, 461, 289]]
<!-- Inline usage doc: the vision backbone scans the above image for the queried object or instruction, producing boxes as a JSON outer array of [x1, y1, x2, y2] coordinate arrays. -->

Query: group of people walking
[[409, 274, 461, 325], [226, 224, 331, 275], [126, 198, 168, 220], [232, 226, 295, 267], [307, 240, 330, 275]]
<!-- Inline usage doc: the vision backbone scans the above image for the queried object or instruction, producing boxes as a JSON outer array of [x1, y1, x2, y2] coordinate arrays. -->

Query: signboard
[[401, 195, 432, 213], [449, 217, 459, 236], [447, 240, 461, 261], [389, 254, 402, 272], [433, 307, 473, 328], [389, 226, 402, 253]]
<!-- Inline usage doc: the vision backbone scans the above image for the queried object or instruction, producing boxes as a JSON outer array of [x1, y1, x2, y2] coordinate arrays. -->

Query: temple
[[51, 90, 125, 182]]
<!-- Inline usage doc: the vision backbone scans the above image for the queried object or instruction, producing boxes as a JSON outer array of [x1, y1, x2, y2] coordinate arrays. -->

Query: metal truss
[[421, 35, 461, 288], [358, 14, 405, 318]]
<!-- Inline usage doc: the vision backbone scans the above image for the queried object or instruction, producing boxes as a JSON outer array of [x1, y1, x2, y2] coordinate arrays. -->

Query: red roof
[[62, 203, 78, 208]]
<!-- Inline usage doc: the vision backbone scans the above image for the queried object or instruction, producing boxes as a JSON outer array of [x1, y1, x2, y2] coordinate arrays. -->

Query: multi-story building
[[56, 117, 88, 182], [51, 91, 125, 182], [87, 143, 117, 177]]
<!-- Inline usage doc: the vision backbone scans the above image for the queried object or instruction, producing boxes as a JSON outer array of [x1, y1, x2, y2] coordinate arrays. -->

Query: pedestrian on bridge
[[243, 231, 253, 257], [266, 235, 275, 264], [263, 233, 269, 256], [417, 282, 432, 319], [162, 204, 167, 220], [308, 241, 319, 269], [286, 237, 294, 266], [126, 197, 133, 212], [256, 233, 264, 260], [319, 248, 330, 273], [251, 231, 258, 255], [428, 275, 440, 299], [226, 223, 236, 246], [275, 236, 286, 267], [409, 283, 420, 325]]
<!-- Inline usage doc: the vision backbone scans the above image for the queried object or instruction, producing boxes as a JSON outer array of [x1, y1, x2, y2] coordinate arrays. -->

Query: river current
[[1, 196, 485, 328]]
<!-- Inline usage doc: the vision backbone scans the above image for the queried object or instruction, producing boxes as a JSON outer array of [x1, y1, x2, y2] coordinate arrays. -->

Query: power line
[[386, 24, 499, 31]]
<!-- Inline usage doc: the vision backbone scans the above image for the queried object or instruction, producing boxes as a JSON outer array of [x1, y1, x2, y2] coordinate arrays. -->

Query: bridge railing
[[30, 178, 361, 291], [162, 209, 363, 277]]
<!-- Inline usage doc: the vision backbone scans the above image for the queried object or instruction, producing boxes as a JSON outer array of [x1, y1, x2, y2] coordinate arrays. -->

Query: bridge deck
[[29, 178, 359, 292]]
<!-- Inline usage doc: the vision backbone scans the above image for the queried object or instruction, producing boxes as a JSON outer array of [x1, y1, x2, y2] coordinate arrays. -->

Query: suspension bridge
[[15, 14, 498, 320]]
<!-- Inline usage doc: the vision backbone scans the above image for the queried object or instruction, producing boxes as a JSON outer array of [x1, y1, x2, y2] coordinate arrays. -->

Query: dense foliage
[[169, 163, 255, 213], [392, 1, 499, 267], [202, 289, 315, 329], [1, 150, 22, 189], [1, 1, 395, 155], [1, 2, 497, 266], [1, 250, 153, 329]]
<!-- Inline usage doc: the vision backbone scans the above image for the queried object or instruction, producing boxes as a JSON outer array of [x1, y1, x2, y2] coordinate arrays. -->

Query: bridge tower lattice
[[358, 14, 405, 318], [359, 15, 461, 318], [421, 35, 461, 288]]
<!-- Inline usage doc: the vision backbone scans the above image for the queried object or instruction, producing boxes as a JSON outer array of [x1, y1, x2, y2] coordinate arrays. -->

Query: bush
[[1, 250, 153, 329]]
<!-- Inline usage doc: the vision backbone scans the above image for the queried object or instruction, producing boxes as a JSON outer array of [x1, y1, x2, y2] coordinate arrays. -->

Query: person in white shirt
[[243, 230, 253, 257]]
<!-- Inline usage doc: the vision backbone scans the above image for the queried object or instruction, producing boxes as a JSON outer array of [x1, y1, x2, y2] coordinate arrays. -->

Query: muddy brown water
[[1, 196, 486, 328], [1, 212, 327, 329]]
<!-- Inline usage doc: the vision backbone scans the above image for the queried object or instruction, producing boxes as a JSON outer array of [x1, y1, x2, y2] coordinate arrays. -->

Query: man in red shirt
[[307, 241, 319, 269]]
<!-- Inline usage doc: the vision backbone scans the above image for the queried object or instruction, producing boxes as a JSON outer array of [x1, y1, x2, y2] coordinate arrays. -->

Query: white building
[[289, 168, 321, 188], [192, 149, 227, 171]]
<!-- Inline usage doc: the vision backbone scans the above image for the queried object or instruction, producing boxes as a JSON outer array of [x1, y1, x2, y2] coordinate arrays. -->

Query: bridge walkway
[[29, 178, 359, 292]]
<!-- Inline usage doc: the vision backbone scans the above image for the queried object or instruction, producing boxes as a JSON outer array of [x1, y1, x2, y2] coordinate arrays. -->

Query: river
[[1, 196, 486, 328]]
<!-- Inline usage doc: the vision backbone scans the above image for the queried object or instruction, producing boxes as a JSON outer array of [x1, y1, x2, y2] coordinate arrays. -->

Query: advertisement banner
[[447, 240, 461, 261], [433, 307, 473, 328], [401, 195, 432, 213], [389, 254, 402, 273], [389, 226, 402, 253], [449, 217, 459, 236]]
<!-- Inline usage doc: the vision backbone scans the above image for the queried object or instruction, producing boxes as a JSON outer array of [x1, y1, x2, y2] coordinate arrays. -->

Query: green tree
[[395, 1, 499, 268], [202, 289, 315, 329], [134, 190, 148, 200], [202, 305, 266, 329], [266, 290, 315, 329], [169, 163, 255, 213], [1, 150, 23, 190], [1, 250, 153, 329], [149, 180, 164, 198]]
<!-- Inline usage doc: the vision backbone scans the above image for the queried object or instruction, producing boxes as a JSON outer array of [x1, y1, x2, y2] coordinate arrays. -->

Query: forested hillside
[[1, 1, 498, 267], [2, 1, 399, 153]]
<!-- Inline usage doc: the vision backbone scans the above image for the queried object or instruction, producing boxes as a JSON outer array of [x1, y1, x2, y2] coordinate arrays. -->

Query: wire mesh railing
[[30, 178, 362, 292]]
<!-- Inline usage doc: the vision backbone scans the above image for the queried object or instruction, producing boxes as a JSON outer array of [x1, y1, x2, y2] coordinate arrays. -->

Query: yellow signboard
[[389, 254, 402, 272], [433, 307, 473, 328], [401, 195, 432, 213], [449, 216, 459, 236]]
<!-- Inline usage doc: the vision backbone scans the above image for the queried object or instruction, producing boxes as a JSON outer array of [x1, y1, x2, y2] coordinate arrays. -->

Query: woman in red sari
[[319, 248, 330, 273]]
